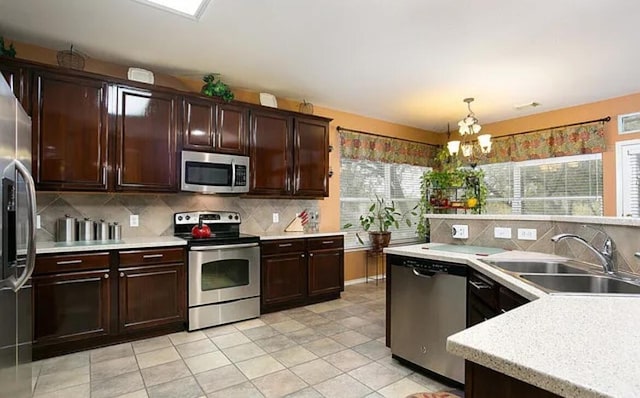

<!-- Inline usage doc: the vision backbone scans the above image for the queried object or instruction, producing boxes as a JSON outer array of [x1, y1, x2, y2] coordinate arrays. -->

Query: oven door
[[188, 243, 260, 306]]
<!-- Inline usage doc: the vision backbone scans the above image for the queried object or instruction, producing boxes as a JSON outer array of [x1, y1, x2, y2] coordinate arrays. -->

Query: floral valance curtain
[[339, 130, 438, 167], [484, 121, 606, 164]]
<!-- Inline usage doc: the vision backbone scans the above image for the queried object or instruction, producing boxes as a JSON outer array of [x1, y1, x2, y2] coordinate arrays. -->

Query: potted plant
[[343, 195, 417, 252]]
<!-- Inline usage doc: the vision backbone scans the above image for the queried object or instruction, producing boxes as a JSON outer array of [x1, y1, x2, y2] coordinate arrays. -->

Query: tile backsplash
[[36, 192, 319, 242], [429, 217, 640, 275]]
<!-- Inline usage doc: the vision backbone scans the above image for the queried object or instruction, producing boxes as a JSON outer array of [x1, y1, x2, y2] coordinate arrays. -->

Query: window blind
[[618, 143, 640, 217]]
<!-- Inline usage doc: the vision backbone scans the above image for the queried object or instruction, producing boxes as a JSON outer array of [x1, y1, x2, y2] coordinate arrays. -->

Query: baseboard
[[345, 274, 385, 286]]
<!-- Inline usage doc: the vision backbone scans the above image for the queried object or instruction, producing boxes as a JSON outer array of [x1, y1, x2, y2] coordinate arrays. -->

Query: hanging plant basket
[[56, 46, 86, 70]]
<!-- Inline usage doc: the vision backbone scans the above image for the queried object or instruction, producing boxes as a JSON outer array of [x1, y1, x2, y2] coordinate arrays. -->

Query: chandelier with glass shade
[[447, 98, 492, 164]]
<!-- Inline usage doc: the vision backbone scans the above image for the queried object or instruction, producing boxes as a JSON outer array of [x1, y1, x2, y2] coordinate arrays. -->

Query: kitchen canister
[[109, 222, 122, 241], [77, 218, 95, 241], [56, 215, 76, 242], [95, 219, 110, 241]]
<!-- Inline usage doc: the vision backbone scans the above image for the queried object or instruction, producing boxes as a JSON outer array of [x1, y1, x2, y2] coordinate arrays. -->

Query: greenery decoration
[[201, 74, 234, 102], [0, 36, 17, 58], [343, 194, 417, 245]]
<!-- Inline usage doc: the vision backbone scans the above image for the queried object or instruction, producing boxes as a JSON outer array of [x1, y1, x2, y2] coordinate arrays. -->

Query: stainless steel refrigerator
[[0, 74, 37, 397]]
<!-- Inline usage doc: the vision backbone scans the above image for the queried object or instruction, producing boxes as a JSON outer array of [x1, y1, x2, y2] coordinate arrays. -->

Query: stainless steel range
[[174, 211, 260, 331]]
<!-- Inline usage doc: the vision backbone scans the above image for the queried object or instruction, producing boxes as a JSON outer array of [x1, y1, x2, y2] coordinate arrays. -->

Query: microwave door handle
[[231, 159, 236, 188]]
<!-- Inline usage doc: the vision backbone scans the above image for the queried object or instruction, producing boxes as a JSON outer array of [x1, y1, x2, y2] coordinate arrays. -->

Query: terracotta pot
[[369, 231, 391, 253]]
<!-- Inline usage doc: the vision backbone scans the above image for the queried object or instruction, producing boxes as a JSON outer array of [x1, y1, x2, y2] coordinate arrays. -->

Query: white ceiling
[[1, 0, 638, 132]]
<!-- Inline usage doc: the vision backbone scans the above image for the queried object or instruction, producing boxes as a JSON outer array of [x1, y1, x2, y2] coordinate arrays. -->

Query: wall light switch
[[452, 224, 469, 239], [130, 214, 139, 227], [517, 228, 537, 240], [272, 213, 279, 223], [494, 227, 512, 239], [36, 215, 41, 229]]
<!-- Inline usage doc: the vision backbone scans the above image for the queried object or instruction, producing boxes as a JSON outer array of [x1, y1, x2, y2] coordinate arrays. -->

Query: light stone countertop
[[259, 231, 347, 241], [36, 236, 187, 254], [426, 213, 640, 227], [385, 242, 640, 397]]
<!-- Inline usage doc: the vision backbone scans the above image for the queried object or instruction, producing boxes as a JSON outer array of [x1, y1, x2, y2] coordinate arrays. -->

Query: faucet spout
[[551, 233, 615, 274]]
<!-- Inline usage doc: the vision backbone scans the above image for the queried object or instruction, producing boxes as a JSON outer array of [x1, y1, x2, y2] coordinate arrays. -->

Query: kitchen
[[1, 1, 640, 397]]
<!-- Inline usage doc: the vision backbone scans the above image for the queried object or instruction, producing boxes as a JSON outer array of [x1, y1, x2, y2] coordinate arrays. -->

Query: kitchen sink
[[482, 260, 590, 274], [520, 274, 640, 294]]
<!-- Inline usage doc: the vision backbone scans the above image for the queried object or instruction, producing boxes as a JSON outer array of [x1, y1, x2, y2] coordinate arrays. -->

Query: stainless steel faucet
[[551, 233, 615, 274]]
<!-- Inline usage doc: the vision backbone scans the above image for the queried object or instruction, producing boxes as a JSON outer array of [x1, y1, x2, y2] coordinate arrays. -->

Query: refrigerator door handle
[[10, 160, 37, 292]]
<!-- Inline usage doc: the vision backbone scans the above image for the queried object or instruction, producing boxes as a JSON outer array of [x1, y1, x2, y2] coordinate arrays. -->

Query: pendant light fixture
[[447, 98, 492, 163]]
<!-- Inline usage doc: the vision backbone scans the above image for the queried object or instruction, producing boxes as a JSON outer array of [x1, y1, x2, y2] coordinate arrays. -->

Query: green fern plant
[[201, 74, 234, 102]]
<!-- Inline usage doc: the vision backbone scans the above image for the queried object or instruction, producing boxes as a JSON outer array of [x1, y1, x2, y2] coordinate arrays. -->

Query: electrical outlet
[[452, 224, 469, 239], [36, 215, 41, 229], [272, 213, 279, 223], [494, 227, 512, 239], [130, 214, 139, 227], [517, 228, 537, 240]]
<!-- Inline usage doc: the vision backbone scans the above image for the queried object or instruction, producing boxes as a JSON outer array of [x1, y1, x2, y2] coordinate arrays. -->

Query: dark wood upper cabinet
[[293, 117, 329, 197], [32, 72, 109, 191], [1, 63, 30, 112], [249, 110, 292, 195], [182, 96, 248, 155], [114, 86, 178, 192]]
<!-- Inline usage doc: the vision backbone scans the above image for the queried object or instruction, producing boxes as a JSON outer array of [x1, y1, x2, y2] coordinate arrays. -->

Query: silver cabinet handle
[[102, 166, 107, 184], [117, 167, 122, 185], [309, 253, 314, 257], [191, 243, 259, 251], [143, 254, 164, 259], [301, 254, 305, 258], [322, 241, 334, 245], [231, 159, 236, 188], [56, 259, 83, 265], [104, 274, 109, 279], [412, 268, 434, 278], [120, 272, 125, 277], [469, 280, 491, 290], [279, 243, 293, 248]]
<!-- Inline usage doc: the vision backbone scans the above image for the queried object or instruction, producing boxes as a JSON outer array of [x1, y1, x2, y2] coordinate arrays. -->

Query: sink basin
[[520, 274, 640, 294], [483, 260, 590, 274]]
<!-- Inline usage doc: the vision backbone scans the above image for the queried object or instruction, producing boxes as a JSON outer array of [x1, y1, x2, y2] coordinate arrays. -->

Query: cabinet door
[[249, 110, 292, 195], [183, 96, 215, 150], [115, 86, 178, 192], [33, 269, 111, 344], [261, 252, 307, 311], [1, 63, 30, 112], [308, 249, 343, 297], [216, 103, 248, 155], [33, 72, 108, 191], [293, 117, 329, 197], [118, 263, 185, 332]]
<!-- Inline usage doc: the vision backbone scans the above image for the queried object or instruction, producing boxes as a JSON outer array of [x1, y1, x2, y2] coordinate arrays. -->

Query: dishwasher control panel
[[391, 255, 467, 277]]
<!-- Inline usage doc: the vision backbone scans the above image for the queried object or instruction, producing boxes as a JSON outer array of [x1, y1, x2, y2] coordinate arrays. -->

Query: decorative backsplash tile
[[36, 193, 319, 242], [430, 217, 640, 275]]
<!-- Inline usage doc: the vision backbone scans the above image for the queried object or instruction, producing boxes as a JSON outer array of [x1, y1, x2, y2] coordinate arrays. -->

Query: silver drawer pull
[[56, 259, 83, 265], [143, 254, 164, 259], [501, 309, 507, 313], [120, 272, 125, 277], [322, 240, 334, 244], [278, 243, 292, 248], [469, 280, 491, 290], [104, 274, 109, 279]]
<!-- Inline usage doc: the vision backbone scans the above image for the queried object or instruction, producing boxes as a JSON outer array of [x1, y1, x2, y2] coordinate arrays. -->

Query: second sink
[[482, 260, 590, 275]]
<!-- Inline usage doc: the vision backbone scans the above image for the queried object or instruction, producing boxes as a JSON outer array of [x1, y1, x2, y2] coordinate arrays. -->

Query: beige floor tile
[[202, 324, 238, 338], [313, 373, 373, 398], [242, 325, 280, 341], [234, 318, 266, 330], [290, 358, 342, 385], [168, 330, 207, 346], [375, 357, 413, 377], [285, 327, 324, 345], [406, 371, 450, 392], [271, 345, 318, 368], [194, 364, 247, 393], [235, 354, 285, 379], [91, 356, 138, 381], [364, 393, 385, 398], [259, 312, 292, 324], [184, 351, 230, 374], [353, 340, 390, 360], [147, 375, 204, 398], [284, 387, 323, 398], [210, 331, 251, 349], [323, 349, 372, 372], [348, 362, 406, 390], [34, 365, 90, 395], [303, 337, 346, 357], [206, 381, 265, 398], [339, 316, 372, 329], [90, 343, 135, 364], [271, 319, 306, 334], [38, 352, 90, 376], [221, 342, 266, 362], [132, 336, 172, 355], [115, 390, 148, 398], [254, 334, 297, 353], [313, 321, 350, 336], [377, 377, 427, 398], [332, 330, 372, 347], [136, 346, 181, 369], [90, 371, 144, 398], [252, 369, 308, 398], [175, 338, 217, 358], [33, 382, 90, 398], [141, 359, 191, 387]]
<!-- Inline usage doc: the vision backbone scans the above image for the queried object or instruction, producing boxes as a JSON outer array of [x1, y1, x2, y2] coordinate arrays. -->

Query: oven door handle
[[190, 243, 259, 251]]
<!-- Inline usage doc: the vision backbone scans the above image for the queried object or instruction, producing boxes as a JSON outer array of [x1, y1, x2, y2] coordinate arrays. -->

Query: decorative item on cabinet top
[[201, 73, 234, 102], [298, 100, 314, 114], [56, 45, 86, 70], [0, 36, 17, 57], [259, 92, 278, 108]]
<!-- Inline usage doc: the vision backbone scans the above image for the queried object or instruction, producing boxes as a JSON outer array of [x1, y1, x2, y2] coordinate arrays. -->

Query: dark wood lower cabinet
[[261, 251, 307, 310], [465, 362, 560, 398], [308, 249, 343, 297]]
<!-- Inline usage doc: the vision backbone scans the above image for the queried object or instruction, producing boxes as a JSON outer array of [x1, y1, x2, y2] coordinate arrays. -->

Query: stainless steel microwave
[[181, 151, 250, 194]]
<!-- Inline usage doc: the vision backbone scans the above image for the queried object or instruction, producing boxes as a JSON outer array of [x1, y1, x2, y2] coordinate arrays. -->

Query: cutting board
[[429, 244, 505, 256]]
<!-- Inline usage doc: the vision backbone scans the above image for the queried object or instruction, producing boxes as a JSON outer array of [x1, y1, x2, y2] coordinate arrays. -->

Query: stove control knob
[[185, 215, 191, 221], [228, 215, 233, 220], [235, 215, 239, 220], [177, 216, 183, 221]]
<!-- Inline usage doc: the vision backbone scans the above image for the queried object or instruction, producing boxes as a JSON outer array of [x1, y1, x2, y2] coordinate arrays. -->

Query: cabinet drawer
[[119, 247, 185, 267], [468, 270, 497, 308], [307, 236, 344, 251], [35, 252, 110, 275], [261, 239, 306, 255]]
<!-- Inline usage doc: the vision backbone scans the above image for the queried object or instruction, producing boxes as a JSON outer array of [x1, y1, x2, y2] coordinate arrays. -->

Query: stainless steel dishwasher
[[389, 255, 467, 384]]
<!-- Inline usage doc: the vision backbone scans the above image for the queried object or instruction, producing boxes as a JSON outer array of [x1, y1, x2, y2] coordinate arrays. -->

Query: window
[[480, 154, 603, 216], [340, 158, 429, 248], [616, 140, 640, 217]]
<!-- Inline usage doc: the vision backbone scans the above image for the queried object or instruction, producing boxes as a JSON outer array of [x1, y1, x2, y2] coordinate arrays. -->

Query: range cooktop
[[173, 211, 260, 247]]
